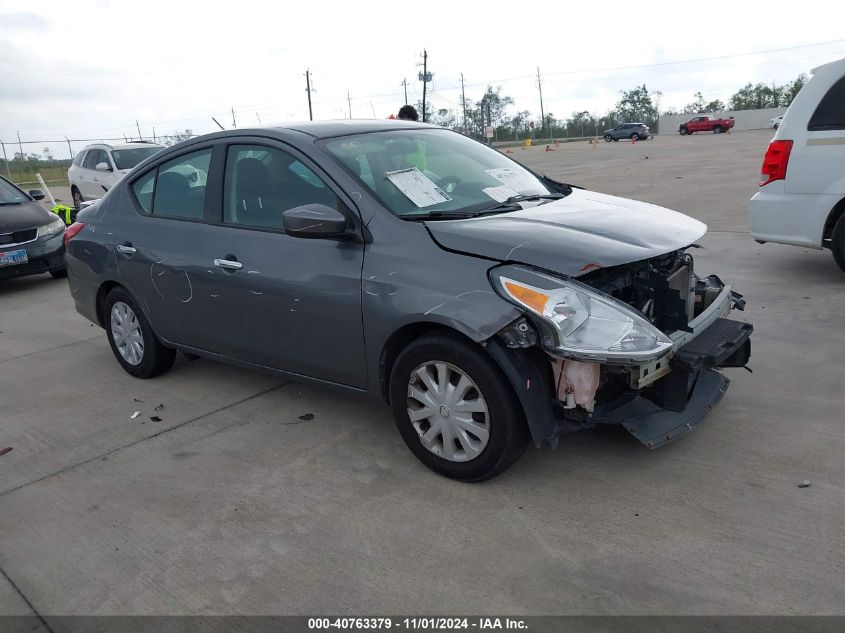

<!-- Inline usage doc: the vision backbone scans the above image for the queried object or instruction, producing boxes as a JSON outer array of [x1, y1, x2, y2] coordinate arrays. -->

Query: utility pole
[[136, 121, 142, 140], [418, 50, 432, 123], [64, 136, 72, 160], [305, 70, 314, 121], [537, 66, 547, 140], [347, 91, 352, 119], [401, 78, 408, 105], [460, 73, 467, 134], [231, 108, 237, 128], [17, 131, 24, 165], [0, 141, 10, 179]]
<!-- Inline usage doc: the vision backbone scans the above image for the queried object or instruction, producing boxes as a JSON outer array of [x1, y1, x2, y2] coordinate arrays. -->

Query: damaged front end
[[486, 250, 752, 449]]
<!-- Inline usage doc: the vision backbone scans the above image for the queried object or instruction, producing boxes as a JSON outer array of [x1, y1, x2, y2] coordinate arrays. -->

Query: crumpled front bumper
[[486, 282, 753, 450]]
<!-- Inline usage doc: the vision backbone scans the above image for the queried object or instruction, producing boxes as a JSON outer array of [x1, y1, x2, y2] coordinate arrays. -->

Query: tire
[[832, 215, 845, 273], [713, 126, 723, 134], [104, 287, 176, 378], [613, 138, 618, 142], [389, 333, 529, 482], [71, 186, 83, 209], [679, 127, 688, 136], [631, 133, 640, 141], [604, 134, 612, 142], [49, 268, 67, 279], [774, 123, 779, 130]]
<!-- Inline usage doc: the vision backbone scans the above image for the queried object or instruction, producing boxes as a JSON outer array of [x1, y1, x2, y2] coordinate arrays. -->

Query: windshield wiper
[[480, 193, 565, 212]]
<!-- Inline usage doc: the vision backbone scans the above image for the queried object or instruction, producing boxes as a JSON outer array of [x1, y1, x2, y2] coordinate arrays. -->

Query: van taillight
[[64, 222, 85, 246], [759, 140, 793, 186]]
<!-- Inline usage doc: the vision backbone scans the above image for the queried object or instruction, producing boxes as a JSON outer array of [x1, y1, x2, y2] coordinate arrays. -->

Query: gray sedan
[[65, 121, 752, 481]]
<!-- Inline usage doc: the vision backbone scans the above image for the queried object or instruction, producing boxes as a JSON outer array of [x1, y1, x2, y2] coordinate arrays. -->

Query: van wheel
[[832, 216, 845, 273], [389, 333, 529, 482], [104, 287, 176, 378]]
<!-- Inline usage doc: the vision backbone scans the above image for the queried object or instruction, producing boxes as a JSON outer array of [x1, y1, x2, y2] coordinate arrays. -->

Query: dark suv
[[603, 123, 650, 142]]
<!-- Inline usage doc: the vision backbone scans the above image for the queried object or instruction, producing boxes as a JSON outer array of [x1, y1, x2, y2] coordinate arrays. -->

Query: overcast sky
[[2, 0, 845, 157]]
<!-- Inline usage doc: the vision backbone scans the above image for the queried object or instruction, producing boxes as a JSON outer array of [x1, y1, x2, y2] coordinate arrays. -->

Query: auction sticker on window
[[386, 168, 452, 208], [482, 185, 520, 202], [486, 167, 537, 192]]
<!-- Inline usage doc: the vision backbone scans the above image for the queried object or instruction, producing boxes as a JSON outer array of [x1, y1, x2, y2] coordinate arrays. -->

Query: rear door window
[[808, 75, 845, 131], [130, 148, 212, 220]]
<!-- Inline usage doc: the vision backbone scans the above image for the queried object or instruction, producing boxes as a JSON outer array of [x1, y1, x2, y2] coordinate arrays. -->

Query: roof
[[81, 141, 163, 151], [270, 118, 435, 139]]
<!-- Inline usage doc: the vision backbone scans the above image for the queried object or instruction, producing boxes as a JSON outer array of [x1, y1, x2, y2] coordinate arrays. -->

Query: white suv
[[749, 57, 845, 271], [68, 142, 163, 207]]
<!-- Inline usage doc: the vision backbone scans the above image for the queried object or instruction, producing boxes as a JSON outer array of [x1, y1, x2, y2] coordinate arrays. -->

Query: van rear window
[[808, 75, 845, 131]]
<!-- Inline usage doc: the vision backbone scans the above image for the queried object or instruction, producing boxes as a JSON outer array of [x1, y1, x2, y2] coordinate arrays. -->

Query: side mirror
[[29, 189, 45, 201], [95, 162, 112, 172], [283, 204, 354, 240]]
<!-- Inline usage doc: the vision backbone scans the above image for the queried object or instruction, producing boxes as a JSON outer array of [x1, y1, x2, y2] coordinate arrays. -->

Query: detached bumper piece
[[600, 318, 753, 448], [596, 368, 728, 448]]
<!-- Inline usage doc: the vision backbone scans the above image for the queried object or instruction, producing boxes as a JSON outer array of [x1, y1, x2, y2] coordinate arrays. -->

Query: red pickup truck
[[679, 115, 735, 135]]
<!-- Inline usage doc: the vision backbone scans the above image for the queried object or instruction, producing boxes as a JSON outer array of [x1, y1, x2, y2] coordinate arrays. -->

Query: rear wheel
[[832, 215, 845, 273], [104, 287, 176, 378], [389, 333, 529, 481]]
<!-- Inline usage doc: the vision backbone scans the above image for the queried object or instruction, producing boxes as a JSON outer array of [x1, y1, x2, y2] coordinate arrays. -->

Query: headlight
[[491, 265, 672, 364], [37, 216, 65, 238]]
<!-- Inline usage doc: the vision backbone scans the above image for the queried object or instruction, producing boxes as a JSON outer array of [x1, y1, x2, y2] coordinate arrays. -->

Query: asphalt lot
[[1, 129, 844, 617]]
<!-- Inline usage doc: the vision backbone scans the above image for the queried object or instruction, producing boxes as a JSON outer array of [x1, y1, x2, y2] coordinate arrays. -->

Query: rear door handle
[[117, 242, 136, 255], [214, 257, 243, 271]]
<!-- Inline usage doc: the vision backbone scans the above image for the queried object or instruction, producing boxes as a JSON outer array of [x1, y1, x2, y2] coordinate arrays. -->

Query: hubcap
[[110, 301, 144, 366], [406, 361, 490, 462]]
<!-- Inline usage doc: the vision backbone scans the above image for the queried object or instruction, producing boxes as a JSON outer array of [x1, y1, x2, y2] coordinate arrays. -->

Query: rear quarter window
[[131, 170, 155, 213], [808, 75, 845, 131]]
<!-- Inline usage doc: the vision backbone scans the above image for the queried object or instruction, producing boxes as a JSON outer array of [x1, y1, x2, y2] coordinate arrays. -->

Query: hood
[[425, 189, 706, 277], [0, 200, 54, 234]]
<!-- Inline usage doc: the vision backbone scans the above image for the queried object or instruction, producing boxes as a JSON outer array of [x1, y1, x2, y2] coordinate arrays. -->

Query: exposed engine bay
[[495, 248, 752, 433]]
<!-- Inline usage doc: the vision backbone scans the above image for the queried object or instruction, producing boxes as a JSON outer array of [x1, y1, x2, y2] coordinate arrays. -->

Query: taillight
[[759, 140, 793, 186], [64, 222, 85, 246]]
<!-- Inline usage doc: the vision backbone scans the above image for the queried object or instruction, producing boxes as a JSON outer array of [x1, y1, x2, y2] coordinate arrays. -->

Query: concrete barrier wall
[[658, 107, 788, 134]]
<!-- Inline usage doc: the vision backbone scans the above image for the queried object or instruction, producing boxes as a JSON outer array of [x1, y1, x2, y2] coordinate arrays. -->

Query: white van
[[748, 57, 845, 271]]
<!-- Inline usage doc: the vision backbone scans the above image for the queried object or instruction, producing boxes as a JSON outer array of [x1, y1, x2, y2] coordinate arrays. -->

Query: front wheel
[[713, 126, 723, 134], [49, 268, 67, 279], [679, 127, 688, 135], [104, 287, 176, 378], [389, 333, 529, 481], [604, 134, 612, 142], [631, 133, 640, 141], [832, 215, 845, 273], [71, 186, 84, 209]]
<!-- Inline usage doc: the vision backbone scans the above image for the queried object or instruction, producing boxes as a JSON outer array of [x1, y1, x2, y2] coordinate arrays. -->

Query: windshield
[[0, 178, 26, 205], [322, 129, 552, 217], [111, 147, 162, 170]]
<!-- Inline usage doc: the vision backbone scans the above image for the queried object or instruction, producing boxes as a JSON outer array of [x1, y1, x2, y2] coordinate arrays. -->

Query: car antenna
[[212, 117, 225, 131]]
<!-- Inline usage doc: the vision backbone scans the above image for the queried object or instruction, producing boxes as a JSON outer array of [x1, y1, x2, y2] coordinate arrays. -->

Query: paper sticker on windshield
[[482, 185, 520, 202], [486, 167, 537, 192], [386, 168, 452, 208]]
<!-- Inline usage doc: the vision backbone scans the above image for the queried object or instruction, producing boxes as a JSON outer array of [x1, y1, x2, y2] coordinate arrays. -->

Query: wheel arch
[[823, 197, 845, 243]]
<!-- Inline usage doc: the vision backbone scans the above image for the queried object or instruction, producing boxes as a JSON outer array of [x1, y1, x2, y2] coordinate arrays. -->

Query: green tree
[[610, 85, 658, 128]]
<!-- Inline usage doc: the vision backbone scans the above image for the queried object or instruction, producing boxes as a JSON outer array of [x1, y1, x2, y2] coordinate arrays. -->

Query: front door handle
[[117, 242, 136, 255], [214, 257, 243, 271]]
